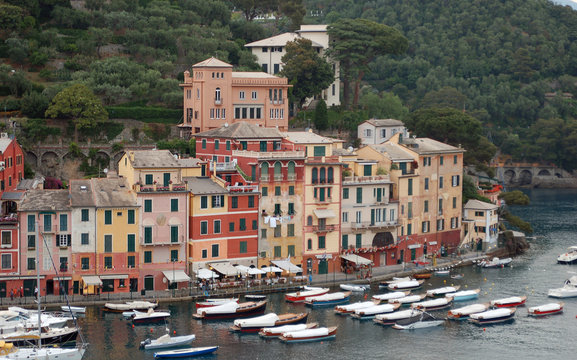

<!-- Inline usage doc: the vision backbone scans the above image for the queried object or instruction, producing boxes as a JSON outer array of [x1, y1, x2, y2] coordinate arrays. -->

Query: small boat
[[154, 346, 219, 358], [245, 294, 267, 300], [334, 301, 379, 315], [0, 342, 85, 360], [557, 246, 577, 264], [193, 301, 267, 320], [446, 289, 480, 302], [140, 334, 196, 350], [304, 291, 351, 307], [411, 297, 453, 311], [448, 303, 490, 320], [379, 277, 412, 287], [372, 291, 410, 302], [527, 302, 564, 317], [413, 273, 432, 279], [387, 279, 424, 291], [340, 284, 369, 292], [351, 303, 401, 320], [60, 305, 86, 314], [132, 309, 171, 325], [229, 312, 308, 333], [104, 300, 158, 312], [426, 286, 460, 298], [450, 274, 464, 279], [469, 308, 516, 325], [392, 311, 445, 330], [0, 326, 79, 347], [490, 296, 527, 308], [434, 270, 450, 276], [285, 288, 329, 303], [548, 276, 577, 298], [479, 257, 512, 268], [279, 326, 337, 343], [195, 298, 238, 308], [389, 294, 427, 306], [258, 323, 318, 338], [373, 309, 419, 326]]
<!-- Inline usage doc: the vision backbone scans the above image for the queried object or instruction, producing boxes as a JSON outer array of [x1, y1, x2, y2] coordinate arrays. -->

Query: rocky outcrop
[[489, 230, 530, 258]]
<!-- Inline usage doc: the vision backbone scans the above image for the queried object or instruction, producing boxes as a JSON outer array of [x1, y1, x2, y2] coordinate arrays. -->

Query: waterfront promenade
[[0, 251, 488, 310]]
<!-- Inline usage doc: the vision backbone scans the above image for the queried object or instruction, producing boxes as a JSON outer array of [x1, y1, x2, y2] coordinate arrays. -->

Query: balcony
[[0, 214, 17, 225], [232, 150, 305, 160], [274, 175, 283, 181], [312, 224, 338, 233], [214, 98, 222, 105], [314, 196, 332, 204], [270, 99, 285, 105], [260, 176, 269, 182], [350, 221, 399, 230], [137, 183, 188, 192], [209, 162, 236, 172], [227, 184, 259, 193], [287, 174, 297, 181], [343, 175, 390, 185], [140, 235, 184, 246]]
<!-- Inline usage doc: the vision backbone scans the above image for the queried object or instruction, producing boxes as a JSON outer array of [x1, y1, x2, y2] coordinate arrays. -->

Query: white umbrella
[[260, 266, 283, 273], [196, 268, 218, 279], [235, 265, 266, 275]]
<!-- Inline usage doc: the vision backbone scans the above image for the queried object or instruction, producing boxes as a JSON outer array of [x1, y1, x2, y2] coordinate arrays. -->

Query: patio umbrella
[[235, 265, 266, 275], [260, 266, 283, 273], [196, 268, 218, 279]]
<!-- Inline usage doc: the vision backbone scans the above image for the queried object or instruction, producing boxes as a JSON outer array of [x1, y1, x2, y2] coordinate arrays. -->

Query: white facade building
[[358, 119, 408, 145], [462, 199, 499, 250]]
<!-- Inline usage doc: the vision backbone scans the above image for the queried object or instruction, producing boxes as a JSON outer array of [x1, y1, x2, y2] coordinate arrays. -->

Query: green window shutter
[[171, 199, 178, 212], [239, 241, 247, 254], [144, 251, 152, 263], [288, 245, 295, 257], [145, 174, 153, 185], [408, 178, 413, 195], [81, 209, 89, 222], [44, 214, 52, 231], [201, 196, 207, 208], [363, 164, 372, 176], [261, 187, 267, 197], [343, 188, 349, 199], [60, 214, 67, 232], [127, 234, 135, 252], [127, 209, 135, 224], [170, 249, 178, 261], [229, 222, 235, 232], [248, 196, 254, 208], [274, 246, 281, 258], [104, 235, 112, 252], [211, 244, 219, 257], [144, 199, 152, 212], [313, 146, 325, 156], [252, 220, 257, 230], [171, 226, 178, 242], [287, 224, 294, 237], [104, 210, 112, 224], [356, 234, 362, 248], [240, 218, 246, 230], [200, 221, 208, 234], [289, 186, 294, 195], [318, 236, 326, 249], [356, 187, 363, 204], [144, 227, 152, 243], [27, 214, 35, 232], [342, 234, 348, 249]]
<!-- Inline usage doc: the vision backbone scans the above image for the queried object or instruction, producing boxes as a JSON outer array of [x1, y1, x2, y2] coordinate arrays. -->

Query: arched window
[[307, 216, 313, 226], [274, 161, 282, 181], [312, 168, 318, 184], [288, 161, 295, 180], [215, 87, 221, 102], [307, 239, 312, 250], [328, 167, 334, 183], [261, 163, 269, 181], [320, 167, 326, 183]]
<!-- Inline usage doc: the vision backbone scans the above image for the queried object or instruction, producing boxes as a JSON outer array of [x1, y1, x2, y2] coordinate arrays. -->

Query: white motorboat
[[104, 300, 158, 312], [339, 284, 369, 292], [392, 311, 445, 330], [7, 307, 72, 329], [132, 309, 171, 325], [61, 306, 86, 314], [447, 303, 490, 320], [0, 342, 85, 360], [373, 309, 419, 326], [490, 296, 527, 308], [304, 291, 351, 307], [335, 301, 379, 314], [285, 288, 329, 302], [426, 286, 460, 298], [469, 308, 516, 324], [557, 246, 577, 264], [548, 276, 577, 298], [279, 327, 337, 342], [446, 289, 481, 302], [527, 302, 564, 316], [372, 291, 410, 301], [479, 257, 512, 268], [351, 303, 401, 319], [230, 312, 308, 332], [154, 346, 218, 358], [140, 333, 196, 350]]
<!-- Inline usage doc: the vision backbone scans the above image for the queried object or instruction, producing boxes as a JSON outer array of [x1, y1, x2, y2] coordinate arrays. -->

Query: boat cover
[[287, 288, 328, 298], [375, 309, 415, 321], [336, 301, 375, 312], [307, 292, 347, 302], [528, 303, 561, 312], [491, 296, 523, 305], [356, 304, 395, 315], [283, 327, 329, 338], [447, 290, 479, 298], [470, 308, 512, 320], [261, 324, 308, 334], [449, 304, 488, 316], [391, 295, 423, 304], [197, 302, 238, 315], [234, 313, 279, 327], [373, 292, 406, 301], [389, 280, 420, 289], [412, 298, 450, 308], [427, 286, 458, 296]]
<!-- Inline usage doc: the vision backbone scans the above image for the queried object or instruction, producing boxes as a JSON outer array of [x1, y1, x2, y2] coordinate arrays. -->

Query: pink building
[[179, 57, 291, 138]]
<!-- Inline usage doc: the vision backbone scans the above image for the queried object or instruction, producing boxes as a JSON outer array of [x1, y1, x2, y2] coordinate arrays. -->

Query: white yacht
[[557, 246, 577, 264]]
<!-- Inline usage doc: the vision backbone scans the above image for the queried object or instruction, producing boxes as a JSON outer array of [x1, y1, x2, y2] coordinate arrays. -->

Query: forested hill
[[307, 0, 577, 170]]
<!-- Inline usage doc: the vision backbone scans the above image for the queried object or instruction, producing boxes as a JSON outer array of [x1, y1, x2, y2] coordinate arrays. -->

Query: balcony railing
[[312, 224, 338, 233], [274, 175, 283, 181], [350, 221, 399, 230], [270, 99, 285, 105], [343, 175, 390, 184], [314, 196, 332, 203], [137, 183, 188, 192], [215, 98, 222, 105], [232, 150, 305, 159], [287, 174, 297, 181], [209, 162, 236, 171], [227, 184, 259, 193], [140, 235, 184, 246], [260, 176, 269, 182]]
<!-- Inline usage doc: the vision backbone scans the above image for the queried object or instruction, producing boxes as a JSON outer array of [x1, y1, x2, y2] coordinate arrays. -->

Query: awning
[[209, 262, 241, 276], [162, 270, 191, 283], [341, 254, 372, 265], [82, 275, 102, 286], [428, 241, 438, 245], [1, 192, 24, 200], [195, 268, 218, 279], [408, 244, 421, 249], [100, 274, 128, 280], [260, 266, 283, 273], [53, 276, 72, 281], [314, 209, 336, 219], [271, 260, 303, 273], [235, 265, 266, 275]]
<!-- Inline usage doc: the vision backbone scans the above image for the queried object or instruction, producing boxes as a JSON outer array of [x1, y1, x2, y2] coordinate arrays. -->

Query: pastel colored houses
[[0, 133, 25, 200], [179, 57, 291, 138], [462, 200, 500, 251], [358, 119, 408, 145]]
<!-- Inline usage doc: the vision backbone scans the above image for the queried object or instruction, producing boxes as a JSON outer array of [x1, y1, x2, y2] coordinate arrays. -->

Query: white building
[[358, 119, 408, 145], [462, 199, 499, 250], [245, 25, 340, 107]]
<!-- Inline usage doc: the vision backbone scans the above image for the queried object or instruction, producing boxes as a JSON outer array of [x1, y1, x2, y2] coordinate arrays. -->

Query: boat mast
[[36, 218, 41, 349]]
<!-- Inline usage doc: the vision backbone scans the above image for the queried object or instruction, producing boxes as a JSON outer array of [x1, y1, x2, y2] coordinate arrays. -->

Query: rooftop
[[195, 122, 284, 139], [91, 178, 137, 208], [192, 57, 233, 68], [368, 143, 414, 162], [402, 137, 464, 154], [177, 158, 203, 168], [364, 119, 405, 127], [0, 136, 13, 152], [232, 72, 281, 79], [129, 150, 181, 168], [69, 179, 95, 207], [296, 25, 328, 33], [465, 199, 498, 211], [183, 177, 228, 195], [283, 131, 342, 144], [19, 189, 71, 212], [245, 32, 323, 48]]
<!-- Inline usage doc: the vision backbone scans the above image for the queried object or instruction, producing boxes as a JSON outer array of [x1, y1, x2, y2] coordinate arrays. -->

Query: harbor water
[[80, 188, 577, 359]]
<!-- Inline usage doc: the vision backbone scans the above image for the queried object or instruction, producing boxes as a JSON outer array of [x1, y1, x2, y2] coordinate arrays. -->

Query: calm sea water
[[80, 188, 577, 360]]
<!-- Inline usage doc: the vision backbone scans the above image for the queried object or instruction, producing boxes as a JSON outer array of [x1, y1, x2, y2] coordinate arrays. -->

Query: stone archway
[[112, 151, 125, 171], [95, 151, 111, 170], [372, 232, 394, 247], [62, 152, 84, 181], [504, 169, 516, 184], [538, 169, 551, 176], [40, 151, 60, 177], [519, 169, 533, 186], [25, 151, 38, 168]]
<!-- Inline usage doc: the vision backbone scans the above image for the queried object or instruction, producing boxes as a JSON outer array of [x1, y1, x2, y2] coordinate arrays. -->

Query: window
[[239, 91, 245, 100], [145, 174, 153, 185], [170, 199, 178, 212], [1, 254, 10, 269], [213, 220, 221, 234], [214, 140, 219, 150], [356, 234, 362, 248], [288, 224, 295, 236], [260, 141, 267, 152], [454, 155, 458, 164], [1, 231, 10, 247], [437, 219, 445, 231], [144, 251, 152, 263], [288, 245, 295, 257], [231, 197, 238, 209], [422, 221, 430, 233], [425, 178, 429, 190], [307, 216, 313, 226], [408, 202, 413, 219], [262, 187, 268, 197], [342, 235, 348, 249], [104, 235, 112, 253], [252, 219, 257, 230], [261, 229, 267, 239], [475, 211, 484, 217], [127, 256, 135, 268], [144, 199, 152, 212], [125, 209, 134, 224], [27, 214, 35, 232], [239, 218, 246, 231], [44, 214, 52, 232], [439, 176, 444, 189], [274, 246, 281, 258], [342, 212, 348, 223], [453, 196, 457, 209], [288, 203, 295, 215], [171, 250, 178, 262], [144, 227, 152, 243], [363, 164, 372, 176], [226, 141, 231, 150], [407, 223, 412, 235], [81, 209, 89, 222], [274, 186, 281, 196], [240, 241, 247, 254], [200, 221, 208, 235], [274, 225, 281, 237], [201, 196, 208, 209], [27, 257, 35, 270], [103, 210, 112, 224], [313, 146, 326, 156], [408, 178, 413, 196], [452, 175, 460, 187], [202, 139, 206, 149], [104, 256, 112, 269], [59, 214, 68, 232], [289, 186, 295, 195], [439, 198, 443, 215], [328, 167, 334, 183], [57, 234, 70, 247], [27, 235, 35, 248], [318, 236, 326, 249], [81, 257, 89, 270], [320, 168, 326, 183], [364, 128, 372, 137], [211, 244, 219, 257], [274, 162, 282, 180], [202, 249, 208, 259], [248, 196, 255, 208], [307, 239, 312, 250], [343, 188, 349, 199], [451, 217, 459, 229], [211, 195, 224, 208], [229, 222, 235, 232], [127, 234, 135, 252], [274, 203, 281, 216], [171, 226, 179, 242], [356, 187, 363, 204], [312, 168, 318, 184], [440, 156, 444, 165], [424, 200, 429, 213]]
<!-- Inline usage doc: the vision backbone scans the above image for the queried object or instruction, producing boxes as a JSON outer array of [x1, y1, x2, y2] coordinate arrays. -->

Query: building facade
[[358, 119, 408, 145]]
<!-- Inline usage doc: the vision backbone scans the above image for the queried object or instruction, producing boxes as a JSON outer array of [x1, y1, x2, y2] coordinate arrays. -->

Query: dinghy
[[60, 305, 86, 314], [258, 323, 318, 338], [339, 284, 369, 292], [446, 289, 480, 302], [447, 303, 490, 320], [229, 312, 308, 333], [490, 296, 527, 308], [351, 303, 401, 320], [373, 309, 418, 326], [132, 309, 171, 325], [140, 334, 196, 350], [469, 308, 516, 324], [372, 291, 410, 301], [304, 292, 351, 307], [104, 300, 158, 312], [527, 302, 564, 316], [285, 288, 329, 303], [389, 294, 427, 306], [392, 311, 445, 330], [334, 301, 379, 315], [193, 301, 267, 320], [279, 327, 337, 343], [411, 297, 453, 311], [195, 298, 238, 308], [548, 276, 577, 298], [387, 280, 424, 291], [426, 286, 460, 298], [154, 346, 218, 358]]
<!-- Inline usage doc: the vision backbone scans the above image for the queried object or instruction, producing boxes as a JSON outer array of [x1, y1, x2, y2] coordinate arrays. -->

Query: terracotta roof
[[195, 122, 284, 139], [192, 57, 233, 68]]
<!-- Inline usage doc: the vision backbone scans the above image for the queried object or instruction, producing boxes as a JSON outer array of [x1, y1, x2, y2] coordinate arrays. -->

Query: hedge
[[105, 106, 181, 124]]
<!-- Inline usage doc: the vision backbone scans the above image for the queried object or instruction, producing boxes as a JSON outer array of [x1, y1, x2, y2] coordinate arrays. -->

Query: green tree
[[280, 38, 334, 110], [359, 90, 409, 120], [314, 99, 328, 131], [45, 84, 108, 142], [327, 18, 408, 109], [20, 91, 49, 118]]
